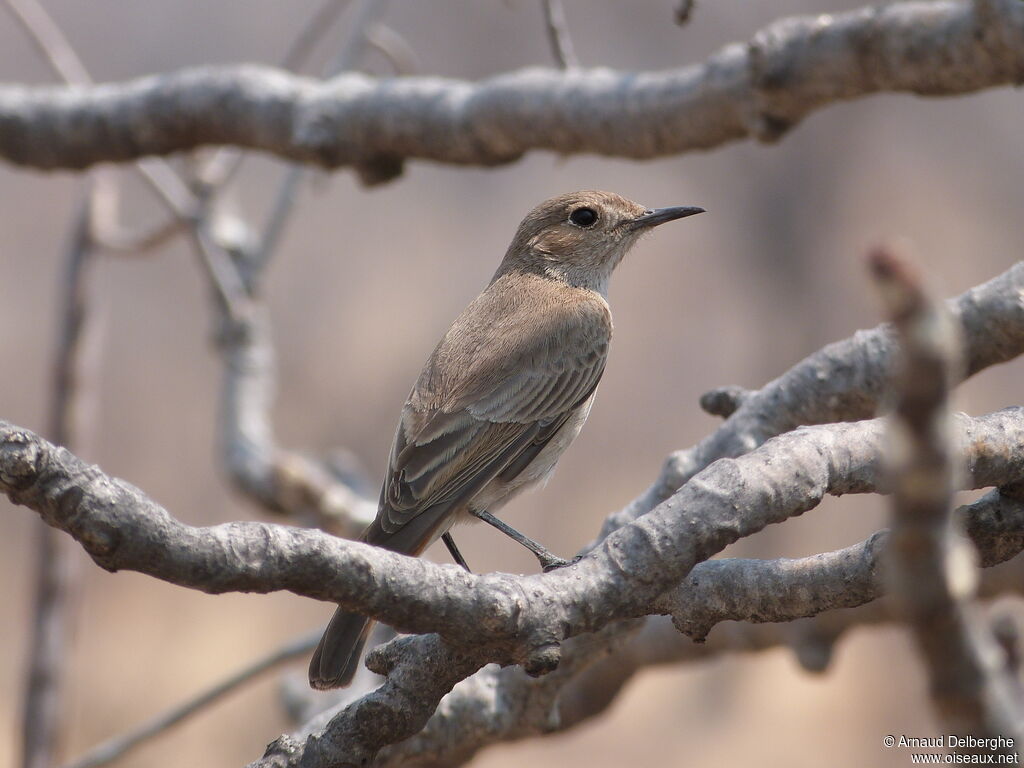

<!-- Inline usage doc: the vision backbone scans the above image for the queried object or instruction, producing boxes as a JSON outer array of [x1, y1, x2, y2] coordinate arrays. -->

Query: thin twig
[[282, 0, 352, 72], [2, 0, 89, 84], [4, 7, 101, 765], [364, 24, 419, 75], [325, 0, 389, 74], [197, 0, 353, 195], [60, 633, 320, 768], [202, 0, 388, 532], [247, 0, 390, 280], [540, 0, 579, 69], [248, 164, 305, 282]]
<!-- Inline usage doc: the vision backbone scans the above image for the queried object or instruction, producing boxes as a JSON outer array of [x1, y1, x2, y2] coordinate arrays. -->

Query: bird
[[309, 190, 704, 689]]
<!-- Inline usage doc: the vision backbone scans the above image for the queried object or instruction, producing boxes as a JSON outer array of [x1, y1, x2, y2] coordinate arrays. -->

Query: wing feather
[[371, 276, 611, 552]]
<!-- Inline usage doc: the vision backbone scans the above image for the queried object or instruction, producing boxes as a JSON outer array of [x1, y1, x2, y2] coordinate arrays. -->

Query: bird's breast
[[461, 391, 597, 521]]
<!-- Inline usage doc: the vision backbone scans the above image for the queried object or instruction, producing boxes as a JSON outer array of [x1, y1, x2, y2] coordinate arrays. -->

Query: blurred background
[[2, 1, 1023, 767]]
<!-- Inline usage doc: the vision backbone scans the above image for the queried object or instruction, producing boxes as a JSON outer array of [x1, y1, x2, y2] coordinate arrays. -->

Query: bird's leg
[[442, 532, 472, 572], [470, 509, 578, 572]]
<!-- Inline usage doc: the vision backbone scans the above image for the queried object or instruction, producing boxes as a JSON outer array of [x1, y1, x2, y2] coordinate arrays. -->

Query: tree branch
[[0, 0, 1021, 179], [5, 407, 1023, 651], [208, 0, 386, 534], [660, 488, 1024, 641], [4, 398, 1024, 765], [874, 247, 1022, 756], [609, 259, 1024, 535], [560, 553, 1024, 733], [5, 252, 1024, 765], [540, 0, 579, 70]]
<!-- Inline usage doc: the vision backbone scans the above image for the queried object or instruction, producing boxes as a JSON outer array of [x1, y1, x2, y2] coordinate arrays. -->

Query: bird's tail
[[309, 500, 460, 689], [308, 608, 374, 690]]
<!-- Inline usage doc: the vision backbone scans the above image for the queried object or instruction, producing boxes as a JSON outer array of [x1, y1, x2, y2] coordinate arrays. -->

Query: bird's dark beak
[[629, 206, 705, 231]]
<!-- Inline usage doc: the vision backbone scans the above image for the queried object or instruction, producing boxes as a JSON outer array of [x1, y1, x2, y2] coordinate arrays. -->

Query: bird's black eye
[[568, 207, 598, 227]]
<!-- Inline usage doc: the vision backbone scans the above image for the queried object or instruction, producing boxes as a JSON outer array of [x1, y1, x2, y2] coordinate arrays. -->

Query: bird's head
[[499, 190, 704, 293]]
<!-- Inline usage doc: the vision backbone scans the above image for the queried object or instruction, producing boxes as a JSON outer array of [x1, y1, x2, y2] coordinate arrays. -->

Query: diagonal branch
[[209, 0, 387, 535], [5, 408, 1024, 652], [607, 259, 1024, 535], [61, 632, 321, 768], [540, 0, 579, 69], [0, 0, 1021, 179]]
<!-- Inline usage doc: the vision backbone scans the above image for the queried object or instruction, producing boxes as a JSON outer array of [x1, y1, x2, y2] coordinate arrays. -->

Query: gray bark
[[0, 0, 1021, 182]]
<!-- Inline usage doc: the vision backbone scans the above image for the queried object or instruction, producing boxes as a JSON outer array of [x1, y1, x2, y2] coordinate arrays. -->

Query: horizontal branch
[[5, 408, 1023, 653], [5, 401, 1024, 765], [661, 488, 1024, 640], [559, 555, 1024, 733], [326, 554, 1024, 767], [0, 0, 1021, 179]]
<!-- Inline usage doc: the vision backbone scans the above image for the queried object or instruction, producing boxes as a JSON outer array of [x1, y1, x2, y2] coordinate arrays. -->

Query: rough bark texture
[[0, 0, 1022, 181], [609, 260, 1024, 535], [4, 252, 1024, 768], [4, 400, 1024, 766]]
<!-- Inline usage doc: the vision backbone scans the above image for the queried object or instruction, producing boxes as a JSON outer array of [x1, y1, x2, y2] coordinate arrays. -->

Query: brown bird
[[309, 190, 703, 689]]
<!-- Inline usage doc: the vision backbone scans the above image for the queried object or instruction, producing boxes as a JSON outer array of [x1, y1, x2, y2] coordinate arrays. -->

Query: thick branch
[[660, 488, 1024, 640], [6, 409, 1024, 652], [299, 553, 1024, 768], [561, 554, 1024, 733], [0, 0, 1021, 178], [5, 401, 1024, 766]]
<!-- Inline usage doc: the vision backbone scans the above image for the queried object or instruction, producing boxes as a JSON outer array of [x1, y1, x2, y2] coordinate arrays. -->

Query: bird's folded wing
[[370, 313, 608, 545]]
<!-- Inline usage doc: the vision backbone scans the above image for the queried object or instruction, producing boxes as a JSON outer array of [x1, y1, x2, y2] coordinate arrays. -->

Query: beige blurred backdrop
[[2, 2, 1023, 767]]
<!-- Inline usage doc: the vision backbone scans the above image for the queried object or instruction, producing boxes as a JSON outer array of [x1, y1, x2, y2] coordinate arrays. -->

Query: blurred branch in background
[[873, 246, 1023, 758], [4, 1, 386, 764], [4, 1, 109, 765], [0, 0, 1021, 178], [59, 633, 321, 768], [207, 0, 388, 536], [6, 0, 387, 534], [21, 192, 96, 768], [540, 0, 579, 69]]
